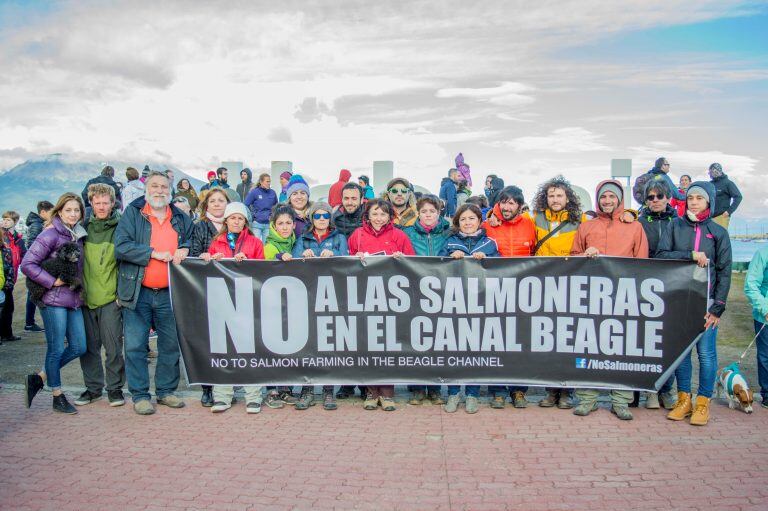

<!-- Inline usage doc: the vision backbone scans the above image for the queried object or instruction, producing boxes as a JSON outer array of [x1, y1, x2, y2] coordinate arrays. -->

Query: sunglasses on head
[[388, 187, 409, 195], [646, 193, 666, 201], [312, 212, 331, 220]]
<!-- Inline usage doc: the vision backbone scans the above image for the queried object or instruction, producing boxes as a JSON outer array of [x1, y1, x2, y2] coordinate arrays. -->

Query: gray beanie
[[597, 182, 623, 206], [686, 185, 710, 204], [307, 201, 335, 229]]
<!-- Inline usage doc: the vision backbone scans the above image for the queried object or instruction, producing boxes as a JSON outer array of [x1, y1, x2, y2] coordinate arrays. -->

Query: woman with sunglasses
[[291, 202, 349, 411]]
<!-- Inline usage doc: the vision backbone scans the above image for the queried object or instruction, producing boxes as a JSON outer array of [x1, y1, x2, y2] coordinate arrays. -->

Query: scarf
[[206, 211, 224, 232], [459, 229, 482, 238], [227, 232, 238, 251], [419, 220, 436, 233], [686, 208, 710, 223]]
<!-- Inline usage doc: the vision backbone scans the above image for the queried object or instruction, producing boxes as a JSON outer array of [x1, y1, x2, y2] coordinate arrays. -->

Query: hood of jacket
[[266, 223, 296, 252], [686, 180, 717, 220], [640, 204, 677, 221], [26, 212, 43, 228], [441, 177, 455, 187], [338, 169, 352, 182], [241, 168, 253, 183], [491, 203, 526, 226], [412, 217, 451, 236], [84, 209, 120, 235], [594, 179, 626, 220]]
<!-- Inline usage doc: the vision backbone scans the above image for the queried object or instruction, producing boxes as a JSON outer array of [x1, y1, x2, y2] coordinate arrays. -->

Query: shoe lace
[[693, 403, 707, 414]]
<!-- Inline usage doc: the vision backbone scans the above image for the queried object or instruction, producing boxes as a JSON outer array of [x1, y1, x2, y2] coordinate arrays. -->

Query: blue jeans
[[123, 288, 180, 402], [407, 385, 440, 393], [448, 385, 479, 397], [26, 290, 38, 326], [40, 306, 87, 390], [675, 327, 718, 398], [755, 320, 768, 400], [252, 222, 269, 244]]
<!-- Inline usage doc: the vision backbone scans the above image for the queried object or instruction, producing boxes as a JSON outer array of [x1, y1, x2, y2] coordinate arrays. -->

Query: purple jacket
[[21, 217, 86, 309], [244, 186, 278, 224]]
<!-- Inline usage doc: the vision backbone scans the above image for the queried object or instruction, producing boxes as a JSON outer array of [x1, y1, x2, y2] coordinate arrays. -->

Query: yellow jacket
[[531, 209, 586, 256]]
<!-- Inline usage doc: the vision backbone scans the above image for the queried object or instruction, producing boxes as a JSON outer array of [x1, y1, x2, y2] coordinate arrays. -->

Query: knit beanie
[[708, 163, 724, 178], [207, 170, 217, 180], [307, 202, 335, 229], [280, 171, 293, 181], [285, 175, 311, 199], [223, 202, 252, 223], [686, 185, 710, 204], [597, 182, 623, 204], [142, 165, 150, 178]]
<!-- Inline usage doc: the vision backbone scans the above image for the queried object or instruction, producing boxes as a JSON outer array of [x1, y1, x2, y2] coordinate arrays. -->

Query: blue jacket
[[292, 228, 349, 257], [244, 186, 278, 224], [402, 218, 452, 256], [439, 178, 458, 218], [745, 246, 768, 324], [438, 229, 500, 257]]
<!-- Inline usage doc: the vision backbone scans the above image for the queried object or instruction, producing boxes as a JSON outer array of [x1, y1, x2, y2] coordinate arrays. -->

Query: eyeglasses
[[312, 212, 331, 220], [388, 187, 409, 195], [646, 194, 666, 201]]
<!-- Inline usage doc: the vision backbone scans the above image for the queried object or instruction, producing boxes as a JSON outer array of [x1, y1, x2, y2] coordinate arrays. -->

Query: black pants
[[0, 288, 14, 338]]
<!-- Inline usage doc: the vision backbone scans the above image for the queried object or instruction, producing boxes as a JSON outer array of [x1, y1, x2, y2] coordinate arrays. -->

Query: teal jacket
[[745, 246, 768, 323], [402, 218, 452, 256]]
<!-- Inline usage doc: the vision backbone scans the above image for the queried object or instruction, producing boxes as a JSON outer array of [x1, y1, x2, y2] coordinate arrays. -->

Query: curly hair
[[532, 175, 582, 223]]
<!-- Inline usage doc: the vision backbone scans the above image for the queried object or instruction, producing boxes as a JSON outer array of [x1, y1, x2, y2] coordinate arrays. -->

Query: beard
[[146, 194, 170, 209]]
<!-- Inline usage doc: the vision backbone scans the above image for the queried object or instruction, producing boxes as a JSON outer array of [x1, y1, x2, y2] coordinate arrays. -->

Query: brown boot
[[539, 390, 558, 408], [666, 392, 692, 421], [689, 396, 711, 426]]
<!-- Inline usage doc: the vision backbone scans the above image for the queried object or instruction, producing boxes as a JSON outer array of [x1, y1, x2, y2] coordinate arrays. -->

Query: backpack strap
[[534, 220, 571, 255]]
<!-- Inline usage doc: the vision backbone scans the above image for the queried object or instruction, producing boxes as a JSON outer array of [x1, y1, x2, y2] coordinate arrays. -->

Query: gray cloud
[[294, 97, 331, 123], [268, 127, 293, 144]]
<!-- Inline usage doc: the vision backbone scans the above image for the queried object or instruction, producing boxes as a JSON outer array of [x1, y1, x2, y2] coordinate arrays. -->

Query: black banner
[[169, 256, 708, 391]]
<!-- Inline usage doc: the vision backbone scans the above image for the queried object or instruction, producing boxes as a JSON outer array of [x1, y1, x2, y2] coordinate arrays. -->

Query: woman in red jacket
[[348, 199, 415, 411], [201, 202, 264, 413]]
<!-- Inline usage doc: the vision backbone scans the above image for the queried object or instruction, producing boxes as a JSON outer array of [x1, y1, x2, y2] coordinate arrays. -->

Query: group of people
[[8, 154, 757, 428]]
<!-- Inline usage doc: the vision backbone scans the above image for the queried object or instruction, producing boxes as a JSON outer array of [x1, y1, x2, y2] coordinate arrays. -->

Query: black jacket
[[710, 174, 742, 217], [190, 219, 219, 257], [656, 181, 732, 317], [638, 204, 677, 257], [24, 212, 45, 247], [82, 175, 123, 209], [332, 206, 363, 238]]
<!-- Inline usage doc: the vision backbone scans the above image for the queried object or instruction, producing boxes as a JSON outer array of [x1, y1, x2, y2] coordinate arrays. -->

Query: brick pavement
[[1, 388, 767, 511]]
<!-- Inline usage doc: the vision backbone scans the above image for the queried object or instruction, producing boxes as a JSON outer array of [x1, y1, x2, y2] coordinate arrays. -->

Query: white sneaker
[[246, 402, 262, 414], [645, 392, 660, 409], [211, 401, 231, 413]]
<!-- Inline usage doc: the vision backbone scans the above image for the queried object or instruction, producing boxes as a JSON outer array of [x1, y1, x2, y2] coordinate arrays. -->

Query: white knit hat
[[223, 202, 252, 222]]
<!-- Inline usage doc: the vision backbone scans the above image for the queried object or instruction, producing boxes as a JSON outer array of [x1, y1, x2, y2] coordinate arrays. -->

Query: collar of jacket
[[640, 205, 676, 221], [413, 217, 450, 235], [543, 208, 570, 223], [492, 203, 525, 225], [363, 221, 395, 237]]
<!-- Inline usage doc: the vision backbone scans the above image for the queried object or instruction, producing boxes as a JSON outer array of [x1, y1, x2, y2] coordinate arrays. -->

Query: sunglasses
[[646, 194, 666, 201], [312, 212, 331, 220], [388, 187, 409, 195]]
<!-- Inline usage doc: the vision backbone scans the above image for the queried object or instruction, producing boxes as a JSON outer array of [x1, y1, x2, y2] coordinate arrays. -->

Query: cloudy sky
[[1, 1, 766, 216]]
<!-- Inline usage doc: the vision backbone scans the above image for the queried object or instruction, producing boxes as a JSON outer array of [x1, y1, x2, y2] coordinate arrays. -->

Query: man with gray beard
[[115, 171, 194, 415]]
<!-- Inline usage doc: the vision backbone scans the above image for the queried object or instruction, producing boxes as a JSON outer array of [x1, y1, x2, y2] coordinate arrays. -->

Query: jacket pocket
[[117, 266, 140, 301]]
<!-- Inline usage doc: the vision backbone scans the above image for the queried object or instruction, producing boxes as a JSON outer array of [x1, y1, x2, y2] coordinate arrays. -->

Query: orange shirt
[[141, 204, 178, 288]]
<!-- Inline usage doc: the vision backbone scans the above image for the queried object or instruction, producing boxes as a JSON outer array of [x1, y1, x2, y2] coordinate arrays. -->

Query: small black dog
[[28, 242, 83, 306]]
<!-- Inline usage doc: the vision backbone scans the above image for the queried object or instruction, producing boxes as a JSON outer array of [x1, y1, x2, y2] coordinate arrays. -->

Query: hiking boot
[[645, 392, 660, 409], [380, 398, 396, 411], [133, 399, 155, 415], [557, 392, 574, 409], [490, 395, 506, 409], [465, 396, 479, 414], [689, 396, 711, 426], [659, 390, 677, 410], [667, 392, 692, 421], [629, 391, 640, 408], [52, 394, 77, 414], [611, 404, 633, 420], [573, 401, 598, 416], [24, 373, 44, 408], [246, 402, 262, 414], [279, 391, 298, 406], [157, 395, 185, 408], [408, 390, 426, 405], [511, 391, 528, 409], [295, 390, 315, 410], [24, 324, 44, 332], [265, 391, 284, 409], [539, 391, 558, 408], [336, 386, 354, 399], [427, 389, 445, 405], [200, 386, 214, 407], [444, 394, 460, 413], [322, 392, 337, 410], [74, 390, 102, 406], [363, 394, 379, 410], [108, 390, 125, 407], [211, 401, 231, 413]]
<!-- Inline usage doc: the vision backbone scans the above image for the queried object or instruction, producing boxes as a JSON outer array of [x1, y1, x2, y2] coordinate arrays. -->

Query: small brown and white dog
[[717, 363, 754, 414]]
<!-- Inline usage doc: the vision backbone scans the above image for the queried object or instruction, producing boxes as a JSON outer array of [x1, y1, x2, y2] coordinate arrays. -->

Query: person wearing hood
[[0, 211, 24, 343], [455, 153, 472, 187], [82, 165, 123, 211], [657, 181, 732, 426], [175, 179, 199, 212], [328, 169, 352, 209], [383, 177, 418, 228], [122, 167, 145, 212], [244, 173, 278, 243], [285, 175, 312, 236], [358, 175, 375, 200], [571, 180, 649, 421], [708, 163, 742, 229], [22, 193, 89, 414], [236, 168, 255, 202], [485, 175, 505, 207], [73, 184, 125, 408], [439, 168, 459, 218], [278, 171, 293, 203], [24, 201, 54, 332]]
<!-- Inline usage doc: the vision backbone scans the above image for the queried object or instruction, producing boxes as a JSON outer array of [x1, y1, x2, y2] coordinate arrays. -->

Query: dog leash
[[739, 322, 767, 361]]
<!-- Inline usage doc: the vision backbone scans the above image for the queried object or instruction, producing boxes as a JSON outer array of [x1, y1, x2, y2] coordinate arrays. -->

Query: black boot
[[200, 386, 214, 407], [52, 394, 77, 414], [25, 374, 44, 408]]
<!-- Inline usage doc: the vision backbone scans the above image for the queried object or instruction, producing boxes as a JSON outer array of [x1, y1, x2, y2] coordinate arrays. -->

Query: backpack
[[632, 172, 653, 205]]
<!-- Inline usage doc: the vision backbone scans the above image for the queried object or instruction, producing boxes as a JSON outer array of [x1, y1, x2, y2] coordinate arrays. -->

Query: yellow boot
[[689, 396, 711, 426], [666, 392, 692, 421]]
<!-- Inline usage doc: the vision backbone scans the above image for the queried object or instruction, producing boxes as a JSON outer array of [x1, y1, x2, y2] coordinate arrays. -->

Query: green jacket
[[264, 223, 296, 260], [402, 218, 451, 256], [745, 246, 768, 323], [83, 210, 120, 309]]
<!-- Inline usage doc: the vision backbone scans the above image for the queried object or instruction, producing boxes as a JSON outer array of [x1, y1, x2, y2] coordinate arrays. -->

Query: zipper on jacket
[[694, 224, 702, 252]]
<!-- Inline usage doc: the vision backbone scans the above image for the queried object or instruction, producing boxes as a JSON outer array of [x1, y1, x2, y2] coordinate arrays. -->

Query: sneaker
[[24, 373, 45, 408], [24, 324, 44, 332], [107, 390, 125, 407], [363, 394, 379, 410], [611, 404, 634, 420], [211, 401, 231, 413], [465, 396, 479, 414], [246, 402, 262, 414], [133, 399, 156, 415], [265, 391, 285, 409], [157, 395, 185, 408], [573, 401, 598, 416], [659, 390, 678, 410], [427, 390, 445, 405], [380, 397, 396, 411], [645, 392, 660, 409], [539, 391, 558, 408], [323, 392, 337, 411], [511, 391, 528, 409], [200, 386, 214, 407], [444, 394, 460, 413], [279, 391, 298, 406], [490, 395, 506, 409], [74, 390, 102, 406], [408, 390, 425, 405], [52, 394, 77, 414], [295, 390, 315, 410], [336, 386, 354, 399]]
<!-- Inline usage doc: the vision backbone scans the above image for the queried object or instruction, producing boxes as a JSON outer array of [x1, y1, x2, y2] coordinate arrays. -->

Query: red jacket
[[348, 222, 415, 256], [670, 191, 686, 218], [482, 204, 536, 257], [328, 169, 352, 208], [208, 229, 265, 260]]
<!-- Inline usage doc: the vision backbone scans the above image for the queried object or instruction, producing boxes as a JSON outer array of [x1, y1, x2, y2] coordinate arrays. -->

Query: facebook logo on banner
[[575, 358, 588, 369]]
